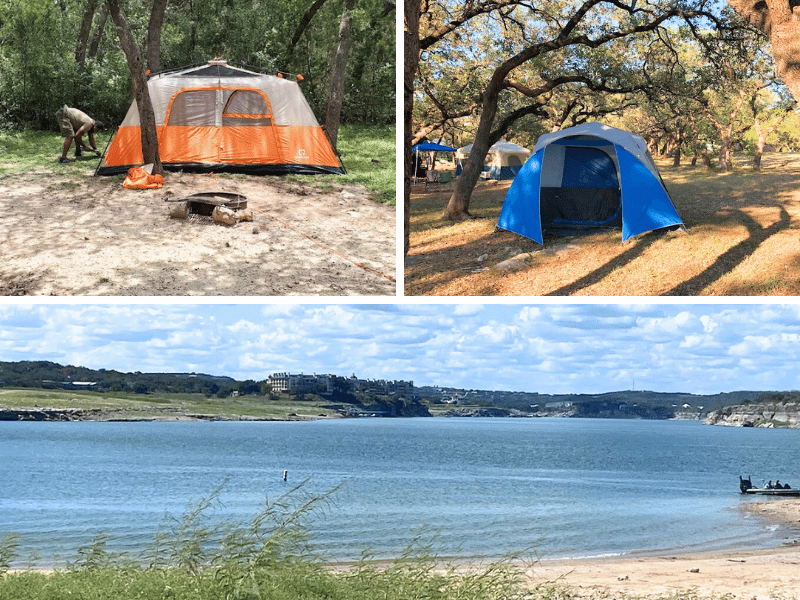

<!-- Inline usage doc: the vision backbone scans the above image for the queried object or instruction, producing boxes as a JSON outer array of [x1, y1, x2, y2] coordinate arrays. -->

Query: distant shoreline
[[0, 407, 328, 422]]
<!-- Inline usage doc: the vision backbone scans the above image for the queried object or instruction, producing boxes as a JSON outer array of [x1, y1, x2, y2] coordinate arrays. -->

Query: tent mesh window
[[222, 90, 272, 126], [541, 146, 622, 228], [167, 90, 217, 126]]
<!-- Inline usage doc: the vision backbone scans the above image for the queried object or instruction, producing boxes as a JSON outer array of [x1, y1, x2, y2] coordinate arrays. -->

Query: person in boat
[[766, 480, 774, 489], [776, 480, 782, 489]]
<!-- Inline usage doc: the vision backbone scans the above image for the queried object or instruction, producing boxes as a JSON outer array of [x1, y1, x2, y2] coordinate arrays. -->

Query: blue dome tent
[[497, 123, 683, 244]]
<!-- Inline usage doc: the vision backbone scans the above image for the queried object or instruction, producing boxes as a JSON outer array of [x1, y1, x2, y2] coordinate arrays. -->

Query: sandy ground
[[523, 498, 800, 599], [0, 170, 396, 296]]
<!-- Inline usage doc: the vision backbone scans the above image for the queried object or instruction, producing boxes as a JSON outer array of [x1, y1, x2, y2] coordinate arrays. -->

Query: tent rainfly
[[496, 122, 683, 244], [456, 141, 530, 180], [96, 60, 344, 176]]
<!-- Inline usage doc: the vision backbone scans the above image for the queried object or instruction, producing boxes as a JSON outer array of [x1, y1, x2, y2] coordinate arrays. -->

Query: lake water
[[2, 417, 800, 567]]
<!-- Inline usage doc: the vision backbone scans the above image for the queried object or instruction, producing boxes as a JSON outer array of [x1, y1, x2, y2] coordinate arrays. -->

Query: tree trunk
[[324, 0, 356, 150], [88, 2, 109, 60], [753, 144, 764, 170], [718, 131, 732, 172], [75, 0, 99, 69], [443, 70, 505, 220], [672, 130, 684, 167], [189, 0, 197, 55], [146, 0, 168, 73], [106, 0, 163, 175], [771, 20, 800, 103], [404, 0, 421, 256], [753, 118, 766, 170], [727, 0, 800, 103]]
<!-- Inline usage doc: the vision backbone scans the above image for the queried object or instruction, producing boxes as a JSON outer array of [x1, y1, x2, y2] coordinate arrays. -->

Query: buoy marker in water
[[283, 470, 288, 482]]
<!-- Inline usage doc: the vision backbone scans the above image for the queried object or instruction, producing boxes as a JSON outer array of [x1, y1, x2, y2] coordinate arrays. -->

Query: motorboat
[[739, 475, 800, 496]]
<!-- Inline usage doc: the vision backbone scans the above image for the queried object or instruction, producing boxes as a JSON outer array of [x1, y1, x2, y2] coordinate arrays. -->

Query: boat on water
[[739, 475, 800, 496]]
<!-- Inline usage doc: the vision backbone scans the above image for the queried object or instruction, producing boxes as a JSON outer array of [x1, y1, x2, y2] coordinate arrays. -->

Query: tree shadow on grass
[[663, 205, 791, 296], [544, 231, 664, 296], [407, 162, 800, 296], [543, 205, 791, 296], [405, 220, 540, 294]]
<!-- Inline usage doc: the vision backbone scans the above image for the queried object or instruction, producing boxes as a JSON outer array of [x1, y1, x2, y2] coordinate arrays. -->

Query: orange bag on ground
[[123, 166, 164, 189]]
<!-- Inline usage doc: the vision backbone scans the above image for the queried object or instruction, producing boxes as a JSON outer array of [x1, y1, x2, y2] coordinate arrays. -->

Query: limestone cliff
[[705, 396, 800, 428]]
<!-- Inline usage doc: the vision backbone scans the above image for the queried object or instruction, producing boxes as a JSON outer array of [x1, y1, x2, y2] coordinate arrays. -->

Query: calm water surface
[[2, 418, 799, 566]]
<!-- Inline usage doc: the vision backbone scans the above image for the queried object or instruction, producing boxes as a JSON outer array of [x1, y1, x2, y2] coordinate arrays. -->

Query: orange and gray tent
[[96, 60, 344, 175]]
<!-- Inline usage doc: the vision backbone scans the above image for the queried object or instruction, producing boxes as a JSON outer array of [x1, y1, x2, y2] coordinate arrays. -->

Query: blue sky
[[1, 302, 799, 395]]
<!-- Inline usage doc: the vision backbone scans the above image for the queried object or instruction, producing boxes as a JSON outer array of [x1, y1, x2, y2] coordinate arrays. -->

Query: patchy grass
[[0, 388, 340, 420], [335, 124, 396, 205], [0, 129, 109, 177], [0, 125, 395, 204], [405, 154, 800, 296]]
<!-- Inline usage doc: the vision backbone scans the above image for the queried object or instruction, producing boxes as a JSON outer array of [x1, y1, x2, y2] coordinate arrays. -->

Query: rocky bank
[[0, 407, 297, 422], [704, 401, 800, 428]]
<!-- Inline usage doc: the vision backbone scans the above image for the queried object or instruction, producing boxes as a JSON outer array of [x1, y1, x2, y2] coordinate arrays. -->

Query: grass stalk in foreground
[[0, 483, 768, 600], [0, 483, 534, 600]]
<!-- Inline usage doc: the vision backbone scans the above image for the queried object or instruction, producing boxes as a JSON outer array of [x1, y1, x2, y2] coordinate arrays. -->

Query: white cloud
[[1, 303, 800, 394], [454, 304, 483, 316], [680, 335, 704, 349], [700, 315, 718, 333]]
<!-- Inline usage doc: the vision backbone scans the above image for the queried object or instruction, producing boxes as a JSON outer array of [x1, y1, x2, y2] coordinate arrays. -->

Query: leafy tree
[[438, 0, 723, 219], [237, 380, 261, 396], [0, 0, 394, 131]]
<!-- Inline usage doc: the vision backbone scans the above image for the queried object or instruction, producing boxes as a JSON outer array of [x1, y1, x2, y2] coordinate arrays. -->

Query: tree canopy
[[0, 0, 395, 130], [405, 0, 798, 231]]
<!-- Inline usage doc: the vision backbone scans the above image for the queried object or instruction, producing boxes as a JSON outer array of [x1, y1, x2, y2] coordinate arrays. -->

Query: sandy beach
[[524, 498, 800, 599], [0, 169, 396, 296]]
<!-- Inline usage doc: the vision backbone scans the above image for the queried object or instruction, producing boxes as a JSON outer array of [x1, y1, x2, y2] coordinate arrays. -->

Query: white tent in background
[[455, 141, 530, 180]]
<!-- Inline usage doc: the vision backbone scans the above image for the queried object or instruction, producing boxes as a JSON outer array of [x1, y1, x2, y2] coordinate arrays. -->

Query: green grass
[[0, 124, 396, 204], [0, 129, 107, 177], [281, 124, 396, 204], [335, 124, 396, 205], [0, 387, 339, 420], [0, 484, 540, 600]]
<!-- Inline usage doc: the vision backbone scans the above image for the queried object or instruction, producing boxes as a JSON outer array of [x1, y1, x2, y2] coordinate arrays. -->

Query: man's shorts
[[56, 107, 75, 138]]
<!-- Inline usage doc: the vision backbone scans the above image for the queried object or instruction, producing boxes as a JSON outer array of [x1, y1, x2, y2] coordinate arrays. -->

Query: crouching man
[[56, 105, 105, 163]]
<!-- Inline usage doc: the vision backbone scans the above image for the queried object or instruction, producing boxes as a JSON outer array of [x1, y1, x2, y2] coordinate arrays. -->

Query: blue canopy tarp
[[412, 142, 457, 152]]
